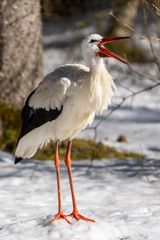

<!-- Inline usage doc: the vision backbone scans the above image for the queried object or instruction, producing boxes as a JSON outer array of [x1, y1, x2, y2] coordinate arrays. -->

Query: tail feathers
[[15, 124, 53, 161], [15, 157, 24, 164]]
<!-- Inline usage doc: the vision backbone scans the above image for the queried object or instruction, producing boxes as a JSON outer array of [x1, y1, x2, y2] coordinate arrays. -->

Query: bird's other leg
[[65, 141, 95, 223], [50, 141, 71, 224]]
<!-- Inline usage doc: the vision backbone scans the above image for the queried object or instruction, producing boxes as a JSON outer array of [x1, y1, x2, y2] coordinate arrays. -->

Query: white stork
[[15, 34, 130, 224]]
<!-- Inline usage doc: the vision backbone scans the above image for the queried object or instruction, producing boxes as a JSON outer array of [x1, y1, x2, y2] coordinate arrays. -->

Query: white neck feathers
[[87, 63, 115, 113]]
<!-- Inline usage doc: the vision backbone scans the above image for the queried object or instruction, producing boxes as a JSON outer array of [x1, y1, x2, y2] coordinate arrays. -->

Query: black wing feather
[[17, 89, 63, 142]]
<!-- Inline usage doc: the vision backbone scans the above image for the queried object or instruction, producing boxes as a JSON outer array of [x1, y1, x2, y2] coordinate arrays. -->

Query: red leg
[[50, 141, 71, 224], [65, 141, 95, 223]]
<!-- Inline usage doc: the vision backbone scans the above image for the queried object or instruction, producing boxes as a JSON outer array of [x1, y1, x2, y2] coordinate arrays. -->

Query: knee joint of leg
[[54, 158, 60, 168], [65, 157, 71, 167]]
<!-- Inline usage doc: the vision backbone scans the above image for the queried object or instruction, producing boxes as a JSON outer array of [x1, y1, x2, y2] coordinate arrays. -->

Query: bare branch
[[144, 0, 160, 16], [143, 8, 160, 73], [93, 82, 160, 131], [107, 10, 135, 32], [128, 65, 160, 83]]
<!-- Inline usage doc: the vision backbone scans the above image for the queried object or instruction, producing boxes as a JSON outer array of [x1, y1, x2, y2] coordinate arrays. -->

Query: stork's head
[[82, 34, 130, 67]]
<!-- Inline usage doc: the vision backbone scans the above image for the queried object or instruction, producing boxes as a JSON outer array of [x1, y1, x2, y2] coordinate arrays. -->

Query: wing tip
[[15, 157, 23, 164]]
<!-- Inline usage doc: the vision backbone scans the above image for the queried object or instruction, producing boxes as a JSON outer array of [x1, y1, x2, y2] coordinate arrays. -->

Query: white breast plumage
[[87, 66, 115, 113]]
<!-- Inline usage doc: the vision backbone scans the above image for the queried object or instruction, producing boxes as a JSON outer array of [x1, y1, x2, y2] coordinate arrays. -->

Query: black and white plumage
[[18, 90, 63, 139], [15, 34, 129, 163]]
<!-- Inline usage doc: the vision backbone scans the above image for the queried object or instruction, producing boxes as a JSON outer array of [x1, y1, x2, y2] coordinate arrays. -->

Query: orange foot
[[50, 212, 71, 224], [68, 210, 95, 222]]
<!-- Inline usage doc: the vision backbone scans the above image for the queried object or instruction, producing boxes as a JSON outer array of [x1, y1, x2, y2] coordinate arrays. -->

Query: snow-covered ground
[[1, 25, 160, 239], [0, 155, 160, 240], [79, 103, 160, 160]]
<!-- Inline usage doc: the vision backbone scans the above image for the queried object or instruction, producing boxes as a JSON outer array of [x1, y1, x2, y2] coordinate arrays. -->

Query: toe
[[50, 212, 72, 224]]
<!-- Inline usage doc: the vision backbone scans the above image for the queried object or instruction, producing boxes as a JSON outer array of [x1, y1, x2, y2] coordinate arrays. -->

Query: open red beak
[[97, 36, 131, 64]]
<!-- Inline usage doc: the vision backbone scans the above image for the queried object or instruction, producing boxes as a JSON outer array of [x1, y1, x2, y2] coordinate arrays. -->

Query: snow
[[0, 157, 160, 240], [79, 104, 160, 160], [1, 65, 160, 240]]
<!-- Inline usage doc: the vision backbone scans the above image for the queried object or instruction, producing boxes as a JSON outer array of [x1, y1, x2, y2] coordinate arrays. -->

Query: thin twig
[[108, 10, 135, 32], [128, 64, 160, 83], [93, 82, 160, 130], [143, 7, 160, 73]]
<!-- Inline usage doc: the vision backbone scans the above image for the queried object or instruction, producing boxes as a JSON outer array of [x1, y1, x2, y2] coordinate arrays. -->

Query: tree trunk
[[0, 0, 42, 107]]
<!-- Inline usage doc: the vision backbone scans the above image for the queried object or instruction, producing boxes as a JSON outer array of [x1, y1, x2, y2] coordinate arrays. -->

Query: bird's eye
[[89, 39, 98, 43]]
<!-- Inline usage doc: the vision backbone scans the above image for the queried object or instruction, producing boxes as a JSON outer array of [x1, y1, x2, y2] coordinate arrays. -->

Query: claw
[[50, 212, 72, 224], [67, 210, 95, 222]]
